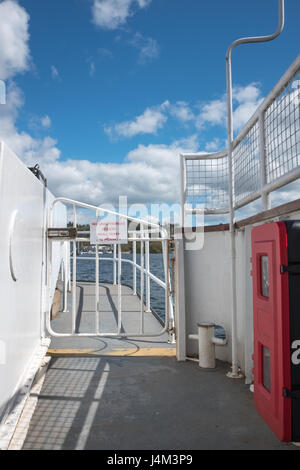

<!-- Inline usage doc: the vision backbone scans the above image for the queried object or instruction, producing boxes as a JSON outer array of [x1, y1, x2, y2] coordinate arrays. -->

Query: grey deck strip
[[50, 282, 173, 354], [21, 282, 295, 450], [22, 358, 294, 450]]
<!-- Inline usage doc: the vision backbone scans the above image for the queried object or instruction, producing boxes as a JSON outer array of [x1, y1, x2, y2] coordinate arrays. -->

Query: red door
[[251, 222, 291, 441]]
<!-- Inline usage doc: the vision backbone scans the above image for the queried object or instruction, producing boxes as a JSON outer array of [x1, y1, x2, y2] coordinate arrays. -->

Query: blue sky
[[0, 0, 299, 208]]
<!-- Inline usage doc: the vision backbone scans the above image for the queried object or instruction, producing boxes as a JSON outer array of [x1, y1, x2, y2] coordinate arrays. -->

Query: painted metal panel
[[0, 142, 67, 422], [251, 222, 291, 442]]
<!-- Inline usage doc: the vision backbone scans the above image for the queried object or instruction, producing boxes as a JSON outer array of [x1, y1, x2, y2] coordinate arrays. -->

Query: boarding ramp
[[46, 198, 175, 355]]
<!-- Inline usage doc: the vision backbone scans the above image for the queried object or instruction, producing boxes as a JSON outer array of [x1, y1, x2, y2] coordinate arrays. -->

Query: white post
[[140, 224, 145, 334], [72, 204, 77, 334], [225, 1, 284, 377], [145, 239, 151, 312], [259, 111, 270, 211], [95, 211, 100, 334], [133, 240, 137, 295], [162, 238, 171, 343], [117, 244, 122, 334], [63, 256, 68, 313], [113, 244, 117, 285]]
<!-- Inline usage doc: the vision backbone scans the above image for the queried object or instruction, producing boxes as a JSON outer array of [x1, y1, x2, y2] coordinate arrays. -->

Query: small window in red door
[[263, 346, 271, 392], [260, 255, 269, 298]]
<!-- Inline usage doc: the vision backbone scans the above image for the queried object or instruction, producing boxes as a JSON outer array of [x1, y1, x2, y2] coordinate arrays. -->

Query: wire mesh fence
[[182, 56, 300, 215]]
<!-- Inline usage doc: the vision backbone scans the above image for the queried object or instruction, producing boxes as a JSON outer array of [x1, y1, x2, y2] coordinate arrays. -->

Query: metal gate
[[46, 198, 175, 342]]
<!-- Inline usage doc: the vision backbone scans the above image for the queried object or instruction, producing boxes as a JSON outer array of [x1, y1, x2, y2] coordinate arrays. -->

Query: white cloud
[[169, 102, 194, 123], [205, 138, 222, 152], [196, 99, 226, 128], [196, 83, 263, 132], [105, 101, 170, 139], [41, 115, 51, 128], [0, 81, 199, 205], [51, 65, 60, 81], [92, 0, 152, 30], [130, 32, 159, 63], [0, 0, 30, 80], [44, 135, 198, 205], [0, 83, 60, 167]]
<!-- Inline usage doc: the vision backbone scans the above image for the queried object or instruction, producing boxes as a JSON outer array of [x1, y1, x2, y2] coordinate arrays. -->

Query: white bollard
[[197, 322, 216, 369], [189, 322, 227, 369]]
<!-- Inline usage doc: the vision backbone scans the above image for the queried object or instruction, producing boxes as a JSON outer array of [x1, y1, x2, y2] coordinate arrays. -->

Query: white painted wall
[[0, 142, 67, 422], [179, 211, 300, 383]]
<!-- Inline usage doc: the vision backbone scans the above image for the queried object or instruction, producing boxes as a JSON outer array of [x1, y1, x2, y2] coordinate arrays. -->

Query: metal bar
[[259, 111, 270, 211], [140, 224, 145, 334], [145, 239, 151, 312], [72, 256, 167, 289], [95, 210, 100, 334], [113, 244, 117, 285], [72, 205, 77, 335], [162, 239, 172, 343], [180, 155, 186, 231], [225, 0, 285, 379], [63, 256, 68, 313], [181, 150, 228, 160], [185, 208, 229, 215], [118, 244, 122, 334], [133, 240, 137, 295], [50, 198, 168, 240]]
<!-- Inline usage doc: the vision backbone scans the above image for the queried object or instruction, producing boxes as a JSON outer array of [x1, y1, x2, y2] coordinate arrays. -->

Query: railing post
[[117, 244, 122, 334], [95, 210, 100, 334], [72, 204, 77, 334], [145, 237, 151, 312], [63, 256, 68, 313], [113, 244, 117, 285], [133, 240, 137, 295], [259, 111, 270, 211], [140, 224, 145, 334]]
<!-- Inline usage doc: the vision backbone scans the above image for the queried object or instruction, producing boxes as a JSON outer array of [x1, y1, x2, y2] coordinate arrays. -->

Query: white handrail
[[47, 198, 174, 340]]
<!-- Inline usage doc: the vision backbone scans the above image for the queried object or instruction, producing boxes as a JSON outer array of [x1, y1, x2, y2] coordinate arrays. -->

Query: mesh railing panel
[[265, 71, 300, 184], [233, 120, 260, 206], [185, 157, 229, 211], [183, 59, 300, 214]]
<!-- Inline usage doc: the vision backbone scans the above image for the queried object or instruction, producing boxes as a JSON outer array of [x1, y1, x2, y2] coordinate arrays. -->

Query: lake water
[[74, 252, 225, 338], [75, 253, 167, 321]]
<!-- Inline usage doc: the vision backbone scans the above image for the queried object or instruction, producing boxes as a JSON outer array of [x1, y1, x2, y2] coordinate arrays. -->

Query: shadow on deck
[[20, 357, 294, 450], [14, 282, 295, 450]]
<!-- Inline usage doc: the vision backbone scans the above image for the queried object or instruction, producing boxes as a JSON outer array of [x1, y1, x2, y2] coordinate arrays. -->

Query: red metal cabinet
[[251, 222, 291, 442]]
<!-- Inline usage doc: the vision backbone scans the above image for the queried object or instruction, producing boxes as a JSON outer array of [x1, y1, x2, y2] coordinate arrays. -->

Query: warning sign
[[90, 219, 128, 245]]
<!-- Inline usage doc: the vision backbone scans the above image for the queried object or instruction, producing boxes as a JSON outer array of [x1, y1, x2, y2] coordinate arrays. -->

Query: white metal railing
[[46, 198, 175, 342], [181, 54, 300, 217]]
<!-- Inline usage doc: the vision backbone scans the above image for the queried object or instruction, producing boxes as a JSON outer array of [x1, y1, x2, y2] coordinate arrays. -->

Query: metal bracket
[[284, 388, 300, 399], [280, 264, 300, 274], [48, 228, 77, 240]]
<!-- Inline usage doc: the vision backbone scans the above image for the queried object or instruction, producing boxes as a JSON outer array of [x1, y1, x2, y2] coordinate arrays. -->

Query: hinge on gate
[[280, 265, 300, 274], [283, 388, 300, 399], [48, 227, 77, 240]]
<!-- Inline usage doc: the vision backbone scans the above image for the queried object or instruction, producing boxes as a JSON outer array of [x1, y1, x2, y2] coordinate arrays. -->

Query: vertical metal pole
[[180, 155, 186, 231], [226, 52, 239, 378], [118, 243, 122, 334], [225, 0, 284, 379], [63, 252, 68, 313], [72, 204, 77, 334], [113, 244, 117, 285], [133, 240, 137, 295], [140, 224, 145, 334], [95, 210, 100, 334], [162, 239, 171, 342], [145, 237, 151, 312], [259, 111, 270, 211]]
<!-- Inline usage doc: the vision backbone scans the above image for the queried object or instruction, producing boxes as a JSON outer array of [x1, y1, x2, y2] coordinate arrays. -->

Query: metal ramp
[[48, 282, 176, 357], [46, 198, 176, 354]]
